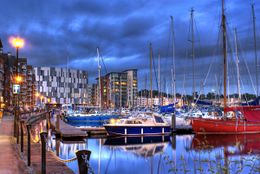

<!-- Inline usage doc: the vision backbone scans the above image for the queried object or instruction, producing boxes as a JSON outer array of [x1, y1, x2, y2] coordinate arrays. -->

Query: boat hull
[[191, 118, 260, 134], [65, 115, 120, 122], [104, 125, 171, 136]]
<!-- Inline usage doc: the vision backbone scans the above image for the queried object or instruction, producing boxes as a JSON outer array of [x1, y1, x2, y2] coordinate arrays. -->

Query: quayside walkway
[[0, 113, 74, 174], [0, 115, 29, 174]]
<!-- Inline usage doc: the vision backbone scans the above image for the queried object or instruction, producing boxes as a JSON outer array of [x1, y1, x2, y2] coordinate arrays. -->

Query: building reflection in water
[[46, 135, 174, 174], [30, 120, 46, 143], [28, 121, 260, 173]]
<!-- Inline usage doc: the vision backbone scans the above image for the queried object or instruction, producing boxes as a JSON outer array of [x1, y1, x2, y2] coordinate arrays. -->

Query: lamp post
[[10, 37, 24, 137]]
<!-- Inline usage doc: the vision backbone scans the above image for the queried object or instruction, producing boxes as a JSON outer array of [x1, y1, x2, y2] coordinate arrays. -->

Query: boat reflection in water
[[191, 134, 260, 155], [104, 136, 170, 158], [186, 134, 260, 173], [46, 135, 173, 174]]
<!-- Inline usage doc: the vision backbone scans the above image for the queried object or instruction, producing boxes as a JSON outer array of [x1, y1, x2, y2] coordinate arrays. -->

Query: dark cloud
[[0, 0, 260, 94]]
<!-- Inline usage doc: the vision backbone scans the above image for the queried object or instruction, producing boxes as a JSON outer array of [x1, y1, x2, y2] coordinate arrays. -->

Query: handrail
[[16, 111, 93, 174]]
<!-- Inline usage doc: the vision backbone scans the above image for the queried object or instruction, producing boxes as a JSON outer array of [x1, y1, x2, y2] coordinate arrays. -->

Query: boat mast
[[158, 53, 161, 106], [221, 0, 228, 110], [66, 49, 69, 109], [234, 28, 241, 100], [170, 16, 176, 103], [145, 74, 148, 107], [252, 3, 259, 97], [190, 8, 196, 100], [97, 47, 102, 111], [149, 43, 153, 107]]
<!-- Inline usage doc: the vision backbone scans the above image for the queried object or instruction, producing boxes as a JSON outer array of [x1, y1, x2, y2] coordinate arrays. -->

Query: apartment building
[[0, 39, 35, 110], [34, 67, 88, 105], [98, 69, 138, 108]]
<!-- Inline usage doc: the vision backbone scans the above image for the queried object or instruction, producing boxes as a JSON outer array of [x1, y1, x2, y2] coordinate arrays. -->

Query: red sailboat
[[191, 0, 260, 134], [192, 106, 260, 134]]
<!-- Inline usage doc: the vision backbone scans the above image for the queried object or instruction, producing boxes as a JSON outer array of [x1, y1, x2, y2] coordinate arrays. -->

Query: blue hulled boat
[[64, 113, 120, 122], [104, 115, 171, 136]]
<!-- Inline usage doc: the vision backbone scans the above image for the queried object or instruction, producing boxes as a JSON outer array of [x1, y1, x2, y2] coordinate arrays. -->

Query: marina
[[0, 0, 260, 173], [14, 117, 260, 173]]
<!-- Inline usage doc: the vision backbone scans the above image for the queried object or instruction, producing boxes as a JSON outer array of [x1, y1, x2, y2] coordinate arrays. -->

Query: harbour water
[[32, 121, 260, 173]]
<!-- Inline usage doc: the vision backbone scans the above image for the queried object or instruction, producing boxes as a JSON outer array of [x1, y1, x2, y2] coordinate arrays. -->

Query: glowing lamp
[[35, 92, 40, 97], [9, 37, 25, 48], [15, 76, 22, 83]]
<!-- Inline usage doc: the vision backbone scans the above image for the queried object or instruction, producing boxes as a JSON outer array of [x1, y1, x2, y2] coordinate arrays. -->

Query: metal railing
[[15, 111, 94, 174]]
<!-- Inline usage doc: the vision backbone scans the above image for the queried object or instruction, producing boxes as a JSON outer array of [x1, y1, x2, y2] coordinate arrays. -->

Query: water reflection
[[29, 121, 260, 173], [47, 135, 174, 174], [30, 120, 46, 143], [174, 134, 260, 173], [104, 136, 170, 158], [192, 134, 260, 155]]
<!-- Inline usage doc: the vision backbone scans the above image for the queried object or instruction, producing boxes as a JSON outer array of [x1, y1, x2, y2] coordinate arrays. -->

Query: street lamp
[[10, 36, 25, 138]]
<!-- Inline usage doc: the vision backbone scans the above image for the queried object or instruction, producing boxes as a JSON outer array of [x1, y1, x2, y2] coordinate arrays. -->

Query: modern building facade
[[88, 84, 98, 106], [17, 58, 36, 108], [34, 67, 88, 105], [0, 39, 36, 111], [99, 69, 138, 108], [137, 96, 183, 107]]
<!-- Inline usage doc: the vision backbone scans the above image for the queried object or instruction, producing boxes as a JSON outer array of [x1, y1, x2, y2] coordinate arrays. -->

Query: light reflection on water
[[31, 121, 260, 174], [47, 136, 175, 174]]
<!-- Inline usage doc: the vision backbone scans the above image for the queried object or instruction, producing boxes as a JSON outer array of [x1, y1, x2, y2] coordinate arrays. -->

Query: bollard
[[20, 121, 24, 152], [45, 112, 49, 131], [47, 111, 51, 130], [13, 110, 17, 137], [171, 133, 176, 149], [40, 132, 48, 174], [171, 112, 176, 132], [16, 117, 19, 144], [56, 138, 60, 157], [76, 150, 92, 174], [56, 115, 60, 132], [26, 124, 31, 166]]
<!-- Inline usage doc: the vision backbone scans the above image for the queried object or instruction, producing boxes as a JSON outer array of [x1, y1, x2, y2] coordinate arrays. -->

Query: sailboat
[[63, 48, 120, 125], [191, 0, 260, 134]]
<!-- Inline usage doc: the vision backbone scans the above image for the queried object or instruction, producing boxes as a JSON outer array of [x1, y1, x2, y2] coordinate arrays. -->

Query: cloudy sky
[[1, 0, 260, 95]]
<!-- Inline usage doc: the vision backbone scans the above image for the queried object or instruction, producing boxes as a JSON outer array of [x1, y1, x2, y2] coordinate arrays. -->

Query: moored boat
[[64, 112, 120, 122], [191, 106, 260, 134], [104, 115, 171, 136], [191, 0, 260, 134]]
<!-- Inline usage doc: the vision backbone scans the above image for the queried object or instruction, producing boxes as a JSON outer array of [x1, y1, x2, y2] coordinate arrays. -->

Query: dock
[[80, 127, 107, 136], [0, 114, 74, 174], [50, 115, 87, 139]]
